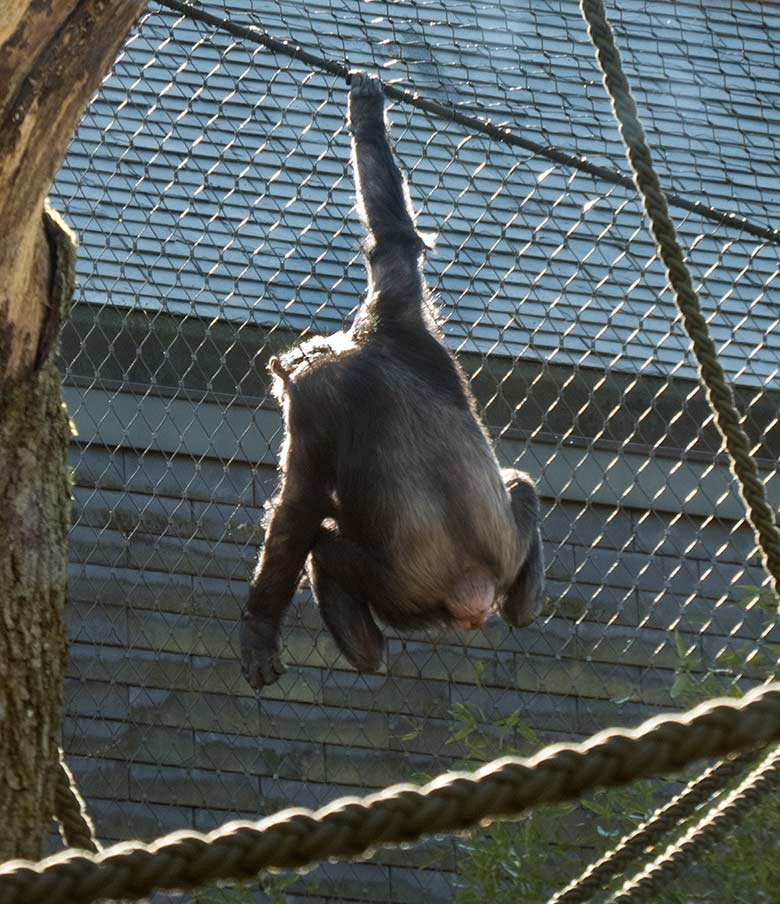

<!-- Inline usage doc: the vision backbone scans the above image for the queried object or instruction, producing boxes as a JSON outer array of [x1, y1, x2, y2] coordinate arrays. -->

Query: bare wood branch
[[0, 1, 81, 123], [0, 0, 147, 382]]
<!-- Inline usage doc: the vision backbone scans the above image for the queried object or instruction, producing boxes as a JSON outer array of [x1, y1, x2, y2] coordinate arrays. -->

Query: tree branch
[[0, 0, 147, 382]]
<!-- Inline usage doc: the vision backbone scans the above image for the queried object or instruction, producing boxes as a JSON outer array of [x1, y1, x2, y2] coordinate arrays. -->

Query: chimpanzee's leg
[[309, 562, 385, 673], [497, 469, 546, 628], [308, 522, 390, 672]]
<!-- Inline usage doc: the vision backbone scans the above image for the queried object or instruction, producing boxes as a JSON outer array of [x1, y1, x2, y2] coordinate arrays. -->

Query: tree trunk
[[0, 212, 75, 861], [0, 0, 147, 862]]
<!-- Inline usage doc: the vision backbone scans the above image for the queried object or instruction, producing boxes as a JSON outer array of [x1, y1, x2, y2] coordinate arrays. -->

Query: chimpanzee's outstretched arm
[[348, 73, 426, 318]]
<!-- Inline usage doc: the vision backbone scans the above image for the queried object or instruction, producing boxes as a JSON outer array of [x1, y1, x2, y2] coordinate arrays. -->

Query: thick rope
[[54, 757, 100, 855], [30, 2, 780, 899], [580, 0, 780, 598], [1, 685, 780, 904], [609, 746, 780, 902], [545, 2, 780, 899], [153, 0, 780, 247], [546, 751, 756, 903]]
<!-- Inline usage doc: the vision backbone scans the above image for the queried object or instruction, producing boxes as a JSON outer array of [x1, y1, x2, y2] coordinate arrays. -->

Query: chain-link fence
[[51, 0, 780, 900]]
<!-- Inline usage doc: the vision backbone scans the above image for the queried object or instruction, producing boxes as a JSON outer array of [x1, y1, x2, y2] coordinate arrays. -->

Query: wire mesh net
[[51, 0, 780, 900]]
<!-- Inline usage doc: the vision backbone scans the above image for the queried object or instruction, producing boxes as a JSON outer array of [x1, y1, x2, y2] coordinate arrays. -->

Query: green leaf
[[517, 722, 539, 744], [670, 672, 695, 700]]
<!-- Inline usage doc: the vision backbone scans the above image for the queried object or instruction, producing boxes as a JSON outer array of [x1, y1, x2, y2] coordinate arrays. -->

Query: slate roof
[[52, 0, 780, 385]]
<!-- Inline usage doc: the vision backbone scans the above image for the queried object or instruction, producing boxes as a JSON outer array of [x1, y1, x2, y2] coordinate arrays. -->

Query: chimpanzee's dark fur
[[240, 73, 545, 690]]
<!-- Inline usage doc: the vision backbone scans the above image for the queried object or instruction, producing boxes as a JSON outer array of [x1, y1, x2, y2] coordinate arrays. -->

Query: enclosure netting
[[50, 0, 780, 901]]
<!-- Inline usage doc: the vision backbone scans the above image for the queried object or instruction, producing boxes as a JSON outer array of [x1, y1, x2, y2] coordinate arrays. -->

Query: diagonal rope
[[2, 686, 780, 904], [32, 4, 780, 902], [544, 2, 780, 900], [153, 0, 780, 247], [609, 746, 780, 902], [579, 0, 780, 597], [54, 756, 100, 855], [546, 751, 758, 904]]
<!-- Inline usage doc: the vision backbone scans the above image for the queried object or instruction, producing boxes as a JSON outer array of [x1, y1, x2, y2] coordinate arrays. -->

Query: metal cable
[[153, 0, 780, 246]]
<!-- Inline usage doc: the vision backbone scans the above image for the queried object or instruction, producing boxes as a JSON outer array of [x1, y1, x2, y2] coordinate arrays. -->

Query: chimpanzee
[[240, 73, 544, 690]]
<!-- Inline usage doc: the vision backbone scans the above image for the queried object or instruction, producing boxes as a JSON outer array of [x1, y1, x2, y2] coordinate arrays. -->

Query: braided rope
[[580, 0, 780, 595], [541, 3, 780, 900], [546, 751, 756, 903], [27, 3, 780, 901], [610, 746, 780, 902], [1, 686, 779, 904], [54, 757, 100, 855]]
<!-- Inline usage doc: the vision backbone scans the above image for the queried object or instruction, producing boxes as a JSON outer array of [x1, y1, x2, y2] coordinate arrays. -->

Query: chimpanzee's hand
[[239, 612, 287, 690], [347, 71, 384, 130]]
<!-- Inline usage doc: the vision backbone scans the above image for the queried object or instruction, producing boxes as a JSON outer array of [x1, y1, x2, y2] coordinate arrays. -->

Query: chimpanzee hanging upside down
[[240, 73, 545, 691]]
